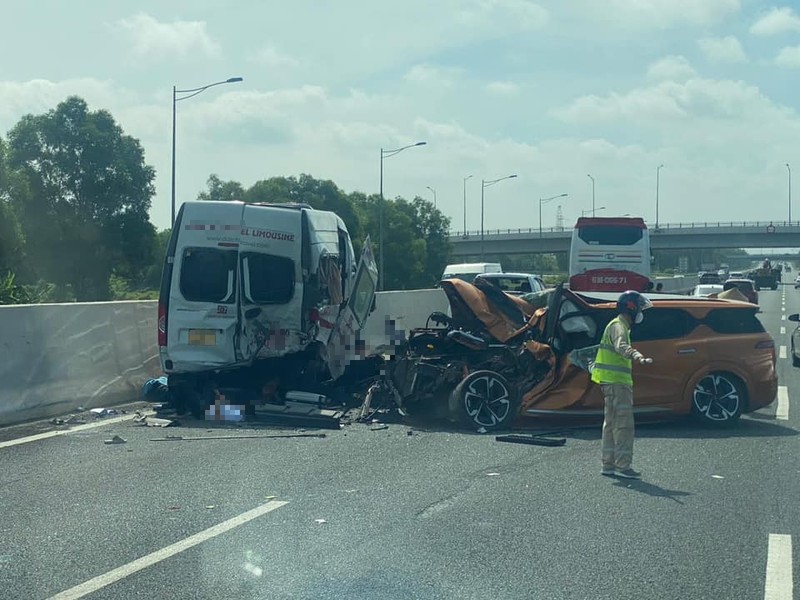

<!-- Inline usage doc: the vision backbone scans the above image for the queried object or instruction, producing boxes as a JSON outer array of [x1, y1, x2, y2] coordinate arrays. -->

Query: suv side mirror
[[788, 314, 800, 322]]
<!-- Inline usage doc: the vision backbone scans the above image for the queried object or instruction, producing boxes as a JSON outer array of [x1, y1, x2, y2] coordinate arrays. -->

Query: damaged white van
[[158, 200, 377, 416]]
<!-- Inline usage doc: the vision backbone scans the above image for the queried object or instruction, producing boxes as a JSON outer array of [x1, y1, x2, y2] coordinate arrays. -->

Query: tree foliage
[[197, 173, 451, 289], [7, 96, 156, 300]]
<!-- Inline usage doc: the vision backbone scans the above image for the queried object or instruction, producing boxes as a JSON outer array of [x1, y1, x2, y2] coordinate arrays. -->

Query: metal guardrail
[[448, 221, 800, 238]]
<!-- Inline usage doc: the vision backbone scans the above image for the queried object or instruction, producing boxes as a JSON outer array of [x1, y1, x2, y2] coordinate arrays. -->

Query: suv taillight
[[755, 340, 775, 363], [158, 302, 167, 347]]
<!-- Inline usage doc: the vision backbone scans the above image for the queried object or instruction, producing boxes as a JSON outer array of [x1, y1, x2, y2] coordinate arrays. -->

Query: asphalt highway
[[1, 286, 797, 599]]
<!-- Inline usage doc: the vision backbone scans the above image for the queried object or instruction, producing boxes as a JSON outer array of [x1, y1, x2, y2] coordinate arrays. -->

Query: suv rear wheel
[[449, 370, 519, 431], [690, 372, 744, 425]]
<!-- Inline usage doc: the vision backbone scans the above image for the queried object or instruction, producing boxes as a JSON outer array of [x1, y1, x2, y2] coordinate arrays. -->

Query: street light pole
[[587, 174, 595, 216], [379, 141, 427, 291], [463, 175, 472, 235], [171, 76, 243, 227], [426, 186, 437, 208], [539, 193, 568, 238], [582, 206, 605, 217], [788, 163, 792, 224], [480, 175, 517, 260], [656, 164, 664, 229]]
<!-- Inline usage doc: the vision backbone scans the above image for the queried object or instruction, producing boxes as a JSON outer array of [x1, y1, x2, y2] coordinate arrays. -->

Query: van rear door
[[237, 204, 304, 362], [165, 202, 245, 372]]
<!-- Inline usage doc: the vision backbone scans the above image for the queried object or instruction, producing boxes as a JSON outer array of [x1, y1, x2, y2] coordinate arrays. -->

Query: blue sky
[[2, 0, 800, 232]]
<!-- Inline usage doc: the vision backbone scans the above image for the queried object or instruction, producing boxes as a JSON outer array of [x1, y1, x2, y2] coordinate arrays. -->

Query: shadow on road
[[611, 478, 692, 504]]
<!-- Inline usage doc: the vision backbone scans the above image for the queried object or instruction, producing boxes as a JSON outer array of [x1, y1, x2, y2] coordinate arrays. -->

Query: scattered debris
[[104, 435, 127, 445], [50, 414, 86, 426], [145, 417, 176, 428], [167, 505, 181, 511], [486, 472, 500, 477], [476, 427, 487, 434], [407, 430, 414, 436], [149, 433, 327, 442], [314, 519, 327, 524], [370, 425, 389, 431], [205, 505, 216, 509], [711, 475, 725, 479], [495, 434, 566, 447], [91, 408, 119, 418], [265, 496, 276, 500]]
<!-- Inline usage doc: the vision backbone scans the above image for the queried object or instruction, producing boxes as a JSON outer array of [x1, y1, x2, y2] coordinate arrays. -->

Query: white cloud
[[775, 45, 800, 67], [646, 56, 697, 82], [486, 81, 520, 95], [750, 6, 800, 36], [115, 13, 220, 59], [698, 36, 747, 63], [248, 45, 300, 68]]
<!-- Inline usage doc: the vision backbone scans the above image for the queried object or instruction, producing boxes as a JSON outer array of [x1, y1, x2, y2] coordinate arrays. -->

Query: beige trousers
[[600, 383, 634, 470]]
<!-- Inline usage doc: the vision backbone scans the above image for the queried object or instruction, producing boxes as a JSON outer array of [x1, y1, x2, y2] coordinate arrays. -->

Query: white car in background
[[691, 284, 724, 297]]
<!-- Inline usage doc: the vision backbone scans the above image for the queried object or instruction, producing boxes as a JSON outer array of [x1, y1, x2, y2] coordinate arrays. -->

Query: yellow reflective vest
[[591, 316, 633, 386]]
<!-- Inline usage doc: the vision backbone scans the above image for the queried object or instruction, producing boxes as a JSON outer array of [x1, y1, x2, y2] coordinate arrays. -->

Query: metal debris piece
[[205, 505, 216, 509], [495, 434, 566, 447], [145, 417, 176, 428], [314, 519, 327, 524], [711, 475, 725, 479], [104, 435, 127, 445], [370, 425, 389, 431], [476, 427, 487, 434], [149, 433, 327, 442]]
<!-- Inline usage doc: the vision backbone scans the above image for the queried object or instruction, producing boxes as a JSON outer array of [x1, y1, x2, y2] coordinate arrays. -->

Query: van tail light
[[158, 302, 167, 347]]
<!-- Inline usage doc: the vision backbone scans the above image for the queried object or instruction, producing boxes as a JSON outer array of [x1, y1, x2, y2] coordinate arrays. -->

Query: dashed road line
[[47, 500, 289, 600], [776, 386, 789, 421], [779, 345, 787, 359], [782, 315, 786, 321], [764, 534, 792, 600], [780, 326, 786, 334]]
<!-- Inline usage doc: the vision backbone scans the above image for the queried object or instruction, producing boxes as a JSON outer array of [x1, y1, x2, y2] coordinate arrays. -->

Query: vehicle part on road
[[144, 417, 177, 427], [450, 370, 520, 430], [149, 433, 327, 441], [691, 372, 744, 425], [104, 435, 127, 444], [495, 434, 566, 446]]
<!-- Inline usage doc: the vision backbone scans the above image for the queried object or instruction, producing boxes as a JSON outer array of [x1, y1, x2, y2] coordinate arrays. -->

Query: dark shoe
[[601, 468, 616, 477], [615, 468, 641, 479]]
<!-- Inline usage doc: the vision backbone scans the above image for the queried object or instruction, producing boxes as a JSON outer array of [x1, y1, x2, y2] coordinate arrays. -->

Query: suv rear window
[[631, 308, 698, 341], [179, 248, 237, 304], [704, 308, 764, 334], [724, 280, 753, 292], [243, 253, 295, 304]]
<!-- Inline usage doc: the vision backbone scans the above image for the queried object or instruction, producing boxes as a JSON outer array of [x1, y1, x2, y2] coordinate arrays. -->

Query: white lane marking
[[0, 413, 152, 450], [782, 315, 786, 321], [48, 500, 289, 600], [780, 346, 787, 359], [764, 534, 793, 600], [776, 386, 789, 421], [780, 326, 786, 334]]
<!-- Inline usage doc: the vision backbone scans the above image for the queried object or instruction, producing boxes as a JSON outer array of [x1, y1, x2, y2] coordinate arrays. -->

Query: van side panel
[[166, 201, 246, 373]]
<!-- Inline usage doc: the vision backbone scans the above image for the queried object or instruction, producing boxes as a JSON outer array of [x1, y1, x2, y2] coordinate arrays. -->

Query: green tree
[[197, 174, 245, 202], [7, 96, 155, 300]]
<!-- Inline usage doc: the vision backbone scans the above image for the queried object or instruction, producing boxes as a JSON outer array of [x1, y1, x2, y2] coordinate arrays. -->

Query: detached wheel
[[449, 370, 519, 431], [690, 372, 744, 425]]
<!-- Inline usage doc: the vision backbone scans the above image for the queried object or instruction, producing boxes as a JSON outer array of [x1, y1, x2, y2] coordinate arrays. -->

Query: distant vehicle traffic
[[441, 262, 502, 284], [691, 284, 724, 297], [568, 217, 652, 292], [794, 275, 800, 289], [473, 272, 547, 295], [698, 272, 723, 285]]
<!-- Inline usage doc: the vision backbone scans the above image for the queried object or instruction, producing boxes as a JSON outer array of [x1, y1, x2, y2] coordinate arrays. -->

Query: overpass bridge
[[447, 221, 800, 258]]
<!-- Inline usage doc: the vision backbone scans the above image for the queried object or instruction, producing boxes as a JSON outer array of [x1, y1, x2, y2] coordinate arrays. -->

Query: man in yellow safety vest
[[591, 290, 654, 479]]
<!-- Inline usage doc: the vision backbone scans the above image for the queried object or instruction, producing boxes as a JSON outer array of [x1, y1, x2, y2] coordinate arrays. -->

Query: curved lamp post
[[172, 76, 243, 226], [379, 141, 427, 290]]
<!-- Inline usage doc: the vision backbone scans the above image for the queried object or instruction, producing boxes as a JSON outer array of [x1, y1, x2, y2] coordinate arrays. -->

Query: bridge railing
[[447, 221, 800, 238]]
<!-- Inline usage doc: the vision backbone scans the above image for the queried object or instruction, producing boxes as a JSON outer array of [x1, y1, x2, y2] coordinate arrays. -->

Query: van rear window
[[244, 253, 295, 304], [704, 308, 764, 334], [179, 248, 237, 304]]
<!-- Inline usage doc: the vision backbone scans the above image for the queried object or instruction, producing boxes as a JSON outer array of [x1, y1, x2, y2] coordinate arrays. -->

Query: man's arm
[[608, 321, 643, 361]]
